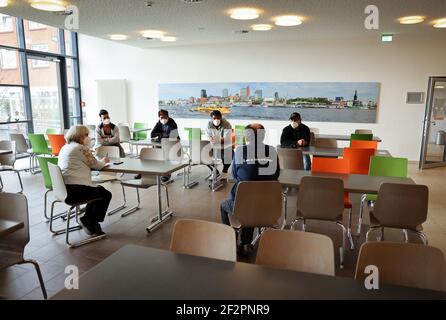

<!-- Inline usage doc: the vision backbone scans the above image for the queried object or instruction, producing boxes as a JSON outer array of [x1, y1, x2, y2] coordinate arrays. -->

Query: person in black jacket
[[280, 112, 312, 170], [151, 109, 179, 141]]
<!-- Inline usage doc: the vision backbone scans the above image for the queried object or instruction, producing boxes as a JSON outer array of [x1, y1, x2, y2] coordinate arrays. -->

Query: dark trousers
[[208, 149, 233, 173], [220, 198, 254, 245], [303, 154, 312, 171], [65, 185, 112, 224]]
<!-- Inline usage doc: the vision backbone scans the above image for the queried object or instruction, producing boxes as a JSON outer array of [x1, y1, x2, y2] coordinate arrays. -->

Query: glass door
[[420, 77, 446, 169], [27, 55, 64, 134]]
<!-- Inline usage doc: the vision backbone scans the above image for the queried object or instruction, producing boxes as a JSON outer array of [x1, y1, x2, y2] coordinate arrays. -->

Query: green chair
[[184, 128, 202, 141], [46, 128, 58, 135], [133, 122, 148, 141], [350, 133, 373, 146], [234, 125, 246, 146], [37, 156, 59, 221], [28, 134, 52, 174], [357, 156, 408, 236]]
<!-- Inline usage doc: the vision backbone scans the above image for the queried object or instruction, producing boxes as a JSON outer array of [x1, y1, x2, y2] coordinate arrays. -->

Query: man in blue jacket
[[220, 123, 280, 256]]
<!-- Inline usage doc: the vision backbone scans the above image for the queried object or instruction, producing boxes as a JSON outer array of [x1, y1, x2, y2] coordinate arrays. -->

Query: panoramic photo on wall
[[159, 82, 379, 123]]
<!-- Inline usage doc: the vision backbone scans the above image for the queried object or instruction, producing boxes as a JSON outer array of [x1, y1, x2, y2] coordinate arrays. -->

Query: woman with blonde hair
[[58, 125, 112, 235]]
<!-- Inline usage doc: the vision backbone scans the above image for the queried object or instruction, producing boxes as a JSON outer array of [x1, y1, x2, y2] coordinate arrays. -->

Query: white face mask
[[103, 119, 111, 125], [213, 119, 221, 127], [160, 119, 168, 125], [291, 121, 299, 129]]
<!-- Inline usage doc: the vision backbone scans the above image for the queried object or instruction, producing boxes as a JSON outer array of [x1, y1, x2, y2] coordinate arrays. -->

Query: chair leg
[[347, 208, 354, 250], [107, 184, 127, 216], [44, 189, 51, 221], [415, 231, 429, 245], [336, 222, 347, 269], [51, 204, 81, 235], [66, 206, 106, 248], [120, 187, 141, 218], [282, 190, 288, 230], [377, 227, 384, 241], [357, 194, 367, 236], [19, 260, 47, 300], [403, 229, 409, 243], [14, 170, 23, 193], [302, 219, 306, 232], [163, 184, 170, 211], [0, 174, 3, 192]]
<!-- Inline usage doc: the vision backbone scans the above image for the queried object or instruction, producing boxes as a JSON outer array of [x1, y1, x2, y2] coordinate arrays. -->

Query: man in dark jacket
[[220, 123, 280, 256], [151, 109, 179, 141], [280, 112, 312, 170]]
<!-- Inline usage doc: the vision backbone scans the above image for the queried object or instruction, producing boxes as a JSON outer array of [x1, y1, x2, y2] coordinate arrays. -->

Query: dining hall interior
[[1, 0, 446, 302]]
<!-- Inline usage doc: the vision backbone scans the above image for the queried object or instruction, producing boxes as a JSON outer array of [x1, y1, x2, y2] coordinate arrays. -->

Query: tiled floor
[[0, 160, 445, 300]]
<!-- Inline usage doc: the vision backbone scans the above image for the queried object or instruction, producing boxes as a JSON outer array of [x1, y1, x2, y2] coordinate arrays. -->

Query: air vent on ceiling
[[182, 0, 204, 3], [406, 92, 425, 104], [234, 30, 250, 34]]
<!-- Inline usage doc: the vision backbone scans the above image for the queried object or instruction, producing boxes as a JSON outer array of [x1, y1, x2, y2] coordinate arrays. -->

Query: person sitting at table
[[206, 110, 233, 180], [58, 125, 112, 236], [95, 109, 125, 157], [151, 109, 179, 141], [220, 123, 280, 256], [280, 112, 312, 170]]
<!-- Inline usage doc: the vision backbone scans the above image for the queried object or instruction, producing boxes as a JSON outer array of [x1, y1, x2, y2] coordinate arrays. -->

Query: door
[[420, 77, 446, 169], [27, 54, 64, 134]]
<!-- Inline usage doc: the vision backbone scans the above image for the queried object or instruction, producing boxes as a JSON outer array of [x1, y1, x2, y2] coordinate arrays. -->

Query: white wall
[[78, 33, 446, 160]]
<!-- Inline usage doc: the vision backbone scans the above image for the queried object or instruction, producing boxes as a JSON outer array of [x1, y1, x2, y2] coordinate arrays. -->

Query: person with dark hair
[[205, 110, 233, 179], [220, 123, 280, 256], [280, 112, 312, 170], [151, 109, 179, 141], [94, 109, 125, 157]]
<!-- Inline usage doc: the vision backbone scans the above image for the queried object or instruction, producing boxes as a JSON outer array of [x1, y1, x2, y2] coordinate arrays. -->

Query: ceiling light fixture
[[30, 0, 67, 12], [433, 18, 446, 28], [230, 8, 260, 20], [0, 0, 9, 8], [274, 15, 303, 27], [252, 24, 272, 31], [109, 34, 128, 41], [398, 16, 425, 24], [140, 30, 165, 39], [161, 36, 177, 42]]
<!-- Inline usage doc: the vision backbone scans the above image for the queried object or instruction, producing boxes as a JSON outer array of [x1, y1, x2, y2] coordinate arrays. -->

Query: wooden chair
[[256, 229, 335, 276], [355, 242, 446, 292], [170, 219, 236, 262], [355, 129, 373, 135]]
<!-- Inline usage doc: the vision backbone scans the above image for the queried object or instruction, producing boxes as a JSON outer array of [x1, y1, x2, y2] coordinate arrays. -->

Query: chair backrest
[[37, 156, 59, 190], [297, 176, 345, 221], [310, 128, 319, 134], [369, 156, 408, 177], [355, 129, 373, 135], [119, 125, 132, 143], [256, 229, 335, 276], [312, 157, 350, 174], [0, 140, 16, 166], [355, 242, 446, 292], [46, 128, 58, 135], [233, 181, 283, 228], [47, 134, 66, 156], [309, 132, 316, 146], [0, 193, 30, 254], [161, 138, 183, 161], [343, 147, 375, 175], [278, 148, 304, 170], [28, 134, 50, 155], [373, 183, 428, 230], [351, 140, 378, 150], [95, 146, 120, 158], [140, 147, 164, 161], [9, 133, 29, 154], [47, 163, 68, 202], [133, 122, 148, 140], [350, 133, 373, 143], [314, 138, 338, 149], [170, 219, 237, 262]]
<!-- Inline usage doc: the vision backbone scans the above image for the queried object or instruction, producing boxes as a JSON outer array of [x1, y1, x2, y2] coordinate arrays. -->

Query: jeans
[[220, 198, 254, 245], [303, 154, 312, 171], [65, 185, 112, 224]]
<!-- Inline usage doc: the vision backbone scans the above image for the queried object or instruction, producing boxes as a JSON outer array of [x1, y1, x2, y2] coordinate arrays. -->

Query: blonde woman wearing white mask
[[94, 109, 125, 157]]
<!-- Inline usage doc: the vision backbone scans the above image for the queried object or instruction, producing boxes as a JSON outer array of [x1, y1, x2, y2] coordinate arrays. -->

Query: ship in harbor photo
[[158, 82, 379, 123]]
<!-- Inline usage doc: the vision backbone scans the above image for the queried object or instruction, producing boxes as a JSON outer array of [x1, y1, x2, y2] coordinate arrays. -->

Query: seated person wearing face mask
[[151, 109, 179, 141], [206, 110, 233, 180], [95, 109, 126, 158], [280, 112, 312, 170]]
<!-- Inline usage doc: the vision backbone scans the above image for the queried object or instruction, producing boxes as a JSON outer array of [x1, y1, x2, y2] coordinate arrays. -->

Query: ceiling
[[1, 0, 445, 49]]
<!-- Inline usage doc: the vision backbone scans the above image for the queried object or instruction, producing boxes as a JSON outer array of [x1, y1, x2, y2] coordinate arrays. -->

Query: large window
[[0, 14, 82, 138]]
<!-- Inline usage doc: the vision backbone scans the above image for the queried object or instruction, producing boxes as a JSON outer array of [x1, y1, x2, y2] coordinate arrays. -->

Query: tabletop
[[0, 219, 24, 237], [103, 158, 188, 176], [316, 134, 382, 142], [299, 146, 391, 157], [0, 149, 13, 156], [52, 245, 446, 300]]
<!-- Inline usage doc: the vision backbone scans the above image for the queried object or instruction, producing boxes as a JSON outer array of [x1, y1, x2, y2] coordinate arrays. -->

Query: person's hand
[[102, 157, 110, 164], [297, 139, 306, 146], [209, 136, 216, 143]]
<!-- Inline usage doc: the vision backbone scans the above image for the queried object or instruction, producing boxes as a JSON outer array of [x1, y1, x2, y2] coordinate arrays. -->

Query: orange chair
[[47, 134, 66, 156], [351, 140, 379, 150], [343, 148, 375, 175], [312, 157, 354, 249]]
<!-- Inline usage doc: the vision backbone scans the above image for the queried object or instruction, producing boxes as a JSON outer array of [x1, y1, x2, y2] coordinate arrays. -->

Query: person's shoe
[[79, 216, 96, 236], [220, 172, 228, 180], [161, 175, 171, 183], [208, 171, 221, 181], [94, 223, 106, 236]]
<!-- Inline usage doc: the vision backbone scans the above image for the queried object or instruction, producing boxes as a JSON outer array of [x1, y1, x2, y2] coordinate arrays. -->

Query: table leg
[[210, 162, 224, 192], [146, 176, 173, 232]]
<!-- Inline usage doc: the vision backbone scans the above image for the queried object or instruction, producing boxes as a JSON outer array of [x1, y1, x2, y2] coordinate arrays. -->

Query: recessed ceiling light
[[30, 0, 67, 12], [252, 24, 272, 31], [0, 0, 9, 8], [433, 18, 446, 28], [274, 15, 303, 27], [161, 36, 177, 42], [398, 16, 425, 24], [140, 30, 165, 39], [109, 34, 128, 41], [230, 8, 260, 20]]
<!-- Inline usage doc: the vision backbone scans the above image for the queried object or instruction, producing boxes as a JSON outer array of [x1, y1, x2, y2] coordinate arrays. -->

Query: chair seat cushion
[[120, 179, 156, 189], [0, 165, 14, 171]]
